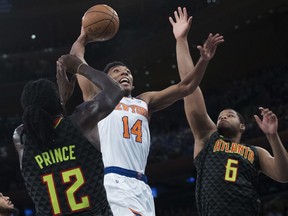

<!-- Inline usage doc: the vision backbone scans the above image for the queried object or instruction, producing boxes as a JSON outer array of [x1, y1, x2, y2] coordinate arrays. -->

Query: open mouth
[[119, 77, 130, 84]]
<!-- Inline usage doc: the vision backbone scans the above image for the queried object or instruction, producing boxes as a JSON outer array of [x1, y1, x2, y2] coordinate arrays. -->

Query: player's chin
[[121, 84, 132, 91], [217, 124, 230, 133]]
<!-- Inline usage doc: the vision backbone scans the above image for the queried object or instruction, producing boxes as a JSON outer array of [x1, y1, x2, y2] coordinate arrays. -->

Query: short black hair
[[236, 111, 245, 125], [103, 61, 127, 74]]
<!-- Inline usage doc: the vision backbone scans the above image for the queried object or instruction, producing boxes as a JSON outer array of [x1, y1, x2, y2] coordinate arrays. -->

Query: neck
[[220, 132, 241, 143]]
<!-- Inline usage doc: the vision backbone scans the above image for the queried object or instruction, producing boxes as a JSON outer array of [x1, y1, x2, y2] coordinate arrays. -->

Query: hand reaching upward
[[254, 107, 278, 135], [198, 33, 224, 61], [169, 7, 192, 40]]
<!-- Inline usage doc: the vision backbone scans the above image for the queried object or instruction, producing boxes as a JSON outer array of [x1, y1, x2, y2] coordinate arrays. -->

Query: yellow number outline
[[42, 167, 90, 215], [224, 158, 239, 182]]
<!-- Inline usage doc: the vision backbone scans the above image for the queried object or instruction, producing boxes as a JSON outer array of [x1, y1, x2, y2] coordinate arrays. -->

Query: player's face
[[108, 66, 134, 96], [216, 109, 243, 135], [0, 192, 17, 215]]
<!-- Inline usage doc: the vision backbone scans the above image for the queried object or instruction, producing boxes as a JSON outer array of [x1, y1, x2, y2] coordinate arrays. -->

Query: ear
[[240, 124, 245, 133], [132, 86, 135, 90]]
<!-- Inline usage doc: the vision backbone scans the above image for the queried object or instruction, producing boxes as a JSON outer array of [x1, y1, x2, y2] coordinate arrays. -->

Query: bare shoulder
[[136, 92, 153, 104], [255, 146, 272, 158]]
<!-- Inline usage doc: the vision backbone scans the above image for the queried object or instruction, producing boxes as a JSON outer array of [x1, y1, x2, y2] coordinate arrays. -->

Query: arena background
[[0, 0, 288, 215]]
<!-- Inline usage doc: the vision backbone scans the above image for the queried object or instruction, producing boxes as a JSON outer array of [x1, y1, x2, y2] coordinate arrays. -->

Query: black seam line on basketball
[[86, 19, 114, 28], [100, 14, 115, 38], [112, 12, 119, 24], [85, 11, 119, 23], [111, 9, 117, 24], [102, 5, 113, 14]]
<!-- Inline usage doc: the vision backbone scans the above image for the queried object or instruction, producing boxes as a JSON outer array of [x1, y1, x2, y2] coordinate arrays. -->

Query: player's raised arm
[[138, 31, 223, 119], [57, 55, 124, 131], [71, 6, 120, 102], [254, 107, 288, 182], [170, 7, 223, 157], [69, 26, 98, 102]]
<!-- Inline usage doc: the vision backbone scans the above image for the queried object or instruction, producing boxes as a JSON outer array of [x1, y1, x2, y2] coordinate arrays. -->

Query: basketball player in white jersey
[[62, 15, 224, 215]]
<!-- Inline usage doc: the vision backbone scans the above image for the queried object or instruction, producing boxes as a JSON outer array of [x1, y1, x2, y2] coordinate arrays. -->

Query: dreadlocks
[[21, 79, 63, 146]]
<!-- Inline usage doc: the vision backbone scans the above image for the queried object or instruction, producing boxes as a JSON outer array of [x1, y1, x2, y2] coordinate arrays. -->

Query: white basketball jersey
[[98, 97, 150, 173]]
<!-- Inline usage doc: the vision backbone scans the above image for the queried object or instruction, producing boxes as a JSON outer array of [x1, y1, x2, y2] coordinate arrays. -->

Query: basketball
[[82, 4, 119, 42]]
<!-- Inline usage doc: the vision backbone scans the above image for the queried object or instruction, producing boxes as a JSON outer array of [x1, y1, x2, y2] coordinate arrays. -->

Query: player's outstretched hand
[[254, 107, 278, 135], [198, 33, 224, 61], [58, 54, 84, 74], [169, 7, 192, 40], [56, 59, 77, 105]]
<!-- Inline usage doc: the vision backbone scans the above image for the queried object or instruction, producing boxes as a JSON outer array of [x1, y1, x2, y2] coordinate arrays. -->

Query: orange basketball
[[82, 4, 120, 42]]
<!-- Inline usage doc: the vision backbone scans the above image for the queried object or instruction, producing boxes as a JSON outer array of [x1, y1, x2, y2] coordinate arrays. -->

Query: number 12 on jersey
[[122, 116, 143, 143], [42, 167, 90, 215]]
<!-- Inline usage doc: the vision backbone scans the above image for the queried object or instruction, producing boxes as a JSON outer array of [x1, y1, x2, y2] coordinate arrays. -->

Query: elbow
[[275, 176, 288, 183], [116, 87, 125, 102], [271, 170, 288, 183], [113, 83, 125, 99], [278, 172, 288, 183], [108, 86, 124, 108]]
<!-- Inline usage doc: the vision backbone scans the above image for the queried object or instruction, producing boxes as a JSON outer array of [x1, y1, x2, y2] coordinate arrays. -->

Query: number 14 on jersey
[[122, 116, 143, 143]]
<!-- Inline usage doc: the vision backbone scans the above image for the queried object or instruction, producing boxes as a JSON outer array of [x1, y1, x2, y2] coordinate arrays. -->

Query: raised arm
[[138, 32, 223, 118], [171, 7, 223, 157], [254, 107, 288, 182], [137, 54, 202, 108], [70, 26, 99, 101], [138, 9, 223, 130], [57, 55, 124, 132]]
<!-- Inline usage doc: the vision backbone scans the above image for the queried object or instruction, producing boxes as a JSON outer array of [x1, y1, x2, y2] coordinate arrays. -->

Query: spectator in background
[[0, 192, 18, 216]]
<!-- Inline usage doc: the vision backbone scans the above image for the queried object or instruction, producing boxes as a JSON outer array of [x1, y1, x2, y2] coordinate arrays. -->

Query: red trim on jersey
[[53, 117, 63, 129]]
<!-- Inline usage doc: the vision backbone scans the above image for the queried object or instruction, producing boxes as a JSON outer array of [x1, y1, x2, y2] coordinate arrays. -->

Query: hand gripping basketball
[[82, 4, 120, 42]]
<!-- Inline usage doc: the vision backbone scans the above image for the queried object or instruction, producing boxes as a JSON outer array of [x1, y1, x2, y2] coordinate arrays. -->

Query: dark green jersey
[[194, 132, 261, 216], [21, 117, 112, 216]]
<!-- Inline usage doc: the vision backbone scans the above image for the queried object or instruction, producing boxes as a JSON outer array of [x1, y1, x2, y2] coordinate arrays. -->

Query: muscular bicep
[[256, 147, 278, 180]]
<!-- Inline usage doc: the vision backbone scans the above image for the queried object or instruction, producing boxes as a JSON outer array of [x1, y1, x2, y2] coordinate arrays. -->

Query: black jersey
[[194, 132, 261, 216], [21, 117, 112, 216]]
